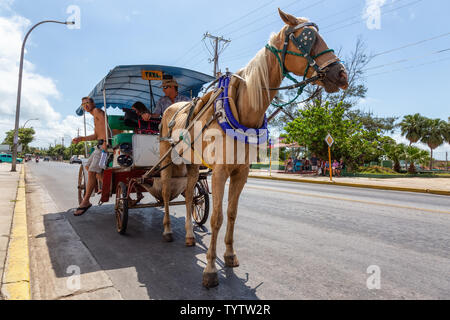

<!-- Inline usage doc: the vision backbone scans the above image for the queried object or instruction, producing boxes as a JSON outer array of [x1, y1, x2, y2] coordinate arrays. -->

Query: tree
[[405, 145, 429, 173], [284, 100, 354, 160], [383, 142, 406, 172], [399, 113, 426, 145], [283, 100, 387, 171], [2, 128, 35, 154], [420, 118, 446, 169]]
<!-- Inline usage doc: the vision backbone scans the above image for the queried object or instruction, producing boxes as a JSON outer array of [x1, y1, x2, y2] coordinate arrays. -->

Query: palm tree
[[399, 113, 425, 145], [405, 146, 429, 173], [383, 142, 406, 172], [420, 118, 446, 170], [442, 118, 450, 144]]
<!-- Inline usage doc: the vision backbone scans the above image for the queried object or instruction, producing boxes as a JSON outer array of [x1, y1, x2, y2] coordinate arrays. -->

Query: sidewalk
[[248, 170, 450, 196], [0, 163, 21, 299]]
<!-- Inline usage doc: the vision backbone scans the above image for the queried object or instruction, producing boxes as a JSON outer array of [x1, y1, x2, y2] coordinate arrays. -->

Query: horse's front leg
[[184, 164, 199, 247], [224, 165, 249, 268], [202, 167, 228, 288], [161, 162, 173, 242]]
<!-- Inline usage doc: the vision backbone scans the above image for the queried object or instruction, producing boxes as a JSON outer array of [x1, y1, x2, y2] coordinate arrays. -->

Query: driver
[[141, 76, 189, 120]]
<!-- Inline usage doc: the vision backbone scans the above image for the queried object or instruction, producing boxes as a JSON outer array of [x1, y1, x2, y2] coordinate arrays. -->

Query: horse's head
[[277, 9, 348, 93]]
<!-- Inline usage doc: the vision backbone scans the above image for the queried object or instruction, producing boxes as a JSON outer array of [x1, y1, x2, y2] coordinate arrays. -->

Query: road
[[26, 161, 450, 299]]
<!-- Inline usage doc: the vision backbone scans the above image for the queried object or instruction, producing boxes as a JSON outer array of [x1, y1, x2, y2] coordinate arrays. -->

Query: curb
[[248, 174, 450, 196], [1, 165, 31, 300]]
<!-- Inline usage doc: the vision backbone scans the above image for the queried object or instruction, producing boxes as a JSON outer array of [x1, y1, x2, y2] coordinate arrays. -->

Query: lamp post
[[21, 118, 39, 128], [11, 20, 75, 172]]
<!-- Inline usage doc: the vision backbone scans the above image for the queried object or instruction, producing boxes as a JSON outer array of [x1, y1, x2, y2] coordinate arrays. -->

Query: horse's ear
[[278, 8, 298, 26]]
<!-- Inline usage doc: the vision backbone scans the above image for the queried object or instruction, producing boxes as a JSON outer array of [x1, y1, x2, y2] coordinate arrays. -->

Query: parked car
[[43, 157, 50, 162], [70, 155, 82, 164], [0, 153, 23, 163]]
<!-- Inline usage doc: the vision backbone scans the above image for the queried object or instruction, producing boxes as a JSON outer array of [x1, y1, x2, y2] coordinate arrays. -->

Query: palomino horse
[[159, 9, 349, 288]]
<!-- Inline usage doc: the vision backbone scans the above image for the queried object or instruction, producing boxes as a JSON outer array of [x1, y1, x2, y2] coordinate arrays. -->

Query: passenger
[[72, 96, 107, 216], [123, 101, 150, 128], [141, 76, 189, 120]]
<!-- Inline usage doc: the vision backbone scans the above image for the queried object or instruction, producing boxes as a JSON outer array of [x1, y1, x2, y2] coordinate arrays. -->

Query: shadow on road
[[41, 204, 260, 299]]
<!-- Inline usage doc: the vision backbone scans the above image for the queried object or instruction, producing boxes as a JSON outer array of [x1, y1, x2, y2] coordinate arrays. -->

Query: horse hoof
[[202, 272, 219, 288], [224, 254, 240, 268], [185, 237, 196, 247], [163, 233, 173, 242]]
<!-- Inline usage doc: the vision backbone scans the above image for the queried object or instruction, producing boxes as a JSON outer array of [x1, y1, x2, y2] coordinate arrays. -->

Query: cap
[[161, 78, 178, 88], [160, 74, 178, 88]]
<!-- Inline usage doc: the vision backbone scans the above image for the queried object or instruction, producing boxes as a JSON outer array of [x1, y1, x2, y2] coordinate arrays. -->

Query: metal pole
[[328, 146, 332, 182], [83, 111, 88, 157], [11, 20, 74, 172], [214, 37, 219, 77], [103, 88, 109, 146]]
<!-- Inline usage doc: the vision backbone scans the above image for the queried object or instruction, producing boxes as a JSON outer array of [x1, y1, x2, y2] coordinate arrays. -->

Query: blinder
[[281, 22, 323, 75]]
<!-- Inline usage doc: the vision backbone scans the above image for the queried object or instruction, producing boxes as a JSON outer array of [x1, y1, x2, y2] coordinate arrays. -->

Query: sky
[[0, 0, 449, 159]]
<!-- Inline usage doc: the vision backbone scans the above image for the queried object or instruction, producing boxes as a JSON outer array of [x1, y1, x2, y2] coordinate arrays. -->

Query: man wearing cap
[[142, 76, 189, 120]]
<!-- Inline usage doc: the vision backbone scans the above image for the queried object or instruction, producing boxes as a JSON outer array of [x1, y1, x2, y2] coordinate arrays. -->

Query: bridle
[[265, 22, 340, 92]]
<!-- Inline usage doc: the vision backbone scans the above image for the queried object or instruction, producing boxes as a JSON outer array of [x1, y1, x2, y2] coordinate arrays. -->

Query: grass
[[357, 166, 400, 175]]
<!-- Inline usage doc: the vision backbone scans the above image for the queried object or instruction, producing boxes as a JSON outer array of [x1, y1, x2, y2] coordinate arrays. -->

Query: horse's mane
[[238, 17, 309, 112]]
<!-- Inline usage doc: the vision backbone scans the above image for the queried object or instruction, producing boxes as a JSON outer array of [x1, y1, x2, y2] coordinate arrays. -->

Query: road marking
[[1, 165, 31, 300], [245, 185, 450, 215]]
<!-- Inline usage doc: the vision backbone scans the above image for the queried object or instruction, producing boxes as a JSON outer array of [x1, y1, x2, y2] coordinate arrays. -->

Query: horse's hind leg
[[203, 167, 229, 288], [224, 165, 249, 268], [184, 164, 199, 247], [161, 162, 173, 242]]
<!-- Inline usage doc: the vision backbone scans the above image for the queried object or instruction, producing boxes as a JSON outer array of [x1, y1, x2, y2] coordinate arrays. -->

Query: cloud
[[0, 13, 93, 148]]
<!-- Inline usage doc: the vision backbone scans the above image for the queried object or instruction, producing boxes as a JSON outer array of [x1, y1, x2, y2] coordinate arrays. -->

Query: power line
[[229, 0, 327, 40], [322, 0, 424, 34], [220, 1, 363, 59], [363, 48, 450, 71], [320, 0, 410, 30], [366, 55, 450, 78], [173, 40, 203, 66], [211, 0, 275, 34], [372, 32, 450, 58]]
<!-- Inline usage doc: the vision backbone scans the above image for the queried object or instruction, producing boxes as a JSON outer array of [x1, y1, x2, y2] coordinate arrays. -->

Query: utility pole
[[203, 32, 231, 78]]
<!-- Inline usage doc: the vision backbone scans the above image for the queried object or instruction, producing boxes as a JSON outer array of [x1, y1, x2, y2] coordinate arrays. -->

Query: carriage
[[76, 65, 215, 234]]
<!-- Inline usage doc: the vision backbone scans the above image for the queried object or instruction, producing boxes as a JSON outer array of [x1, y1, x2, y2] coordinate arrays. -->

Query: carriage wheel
[[115, 181, 129, 235], [192, 182, 209, 226], [77, 164, 86, 205]]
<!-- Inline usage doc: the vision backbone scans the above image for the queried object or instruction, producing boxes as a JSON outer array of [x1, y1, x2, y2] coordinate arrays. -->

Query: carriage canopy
[[76, 65, 215, 115]]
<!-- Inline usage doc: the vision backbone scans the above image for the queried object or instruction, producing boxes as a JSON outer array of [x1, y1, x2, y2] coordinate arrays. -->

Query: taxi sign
[[325, 133, 334, 147], [141, 70, 163, 81]]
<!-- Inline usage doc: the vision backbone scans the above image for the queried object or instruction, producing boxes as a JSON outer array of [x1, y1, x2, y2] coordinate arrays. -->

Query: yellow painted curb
[[248, 174, 450, 196], [2, 165, 31, 300]]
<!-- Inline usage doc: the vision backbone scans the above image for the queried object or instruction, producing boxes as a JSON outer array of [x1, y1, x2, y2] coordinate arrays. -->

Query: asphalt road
[[26, 161, 450, 299]]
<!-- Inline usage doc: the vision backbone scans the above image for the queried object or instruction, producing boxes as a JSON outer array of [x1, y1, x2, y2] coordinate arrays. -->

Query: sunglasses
[[162, 86, 172, 89]]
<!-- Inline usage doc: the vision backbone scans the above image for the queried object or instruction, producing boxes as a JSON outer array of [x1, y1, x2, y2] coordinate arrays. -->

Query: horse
[[158, 8, 349, 288]]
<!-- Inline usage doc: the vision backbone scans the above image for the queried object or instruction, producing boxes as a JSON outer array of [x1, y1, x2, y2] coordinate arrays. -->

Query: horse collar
[[215, 75, 268, 145]]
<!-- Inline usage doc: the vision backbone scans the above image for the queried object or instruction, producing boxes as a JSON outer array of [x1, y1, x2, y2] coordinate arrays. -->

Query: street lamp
[[11, 19, 75, 172], [21, 118, 39, 128]]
